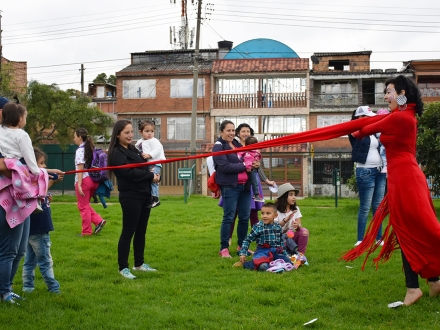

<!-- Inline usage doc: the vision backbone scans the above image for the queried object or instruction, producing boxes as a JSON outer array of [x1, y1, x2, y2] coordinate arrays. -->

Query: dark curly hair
[[384, 75, 424, 116]]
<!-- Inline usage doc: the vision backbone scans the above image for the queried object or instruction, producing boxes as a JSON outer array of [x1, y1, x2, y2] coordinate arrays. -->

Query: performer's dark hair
[[384, 75, 423, 116]]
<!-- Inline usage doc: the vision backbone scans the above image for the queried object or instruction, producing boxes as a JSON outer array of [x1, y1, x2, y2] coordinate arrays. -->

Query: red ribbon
[[65, 116, 382, 176]]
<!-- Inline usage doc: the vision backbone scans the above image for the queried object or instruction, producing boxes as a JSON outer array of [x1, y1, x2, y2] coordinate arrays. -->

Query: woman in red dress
[[347, 75, 440, 305]]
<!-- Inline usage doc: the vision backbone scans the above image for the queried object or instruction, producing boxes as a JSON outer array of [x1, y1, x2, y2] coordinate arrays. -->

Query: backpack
[[89, 148, 109, 183], [207, 171, 220, 194]]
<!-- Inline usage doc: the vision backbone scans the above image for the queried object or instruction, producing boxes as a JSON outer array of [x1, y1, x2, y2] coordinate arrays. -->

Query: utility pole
[[190, 0, 202, 154], [80, 64, 85, 96]]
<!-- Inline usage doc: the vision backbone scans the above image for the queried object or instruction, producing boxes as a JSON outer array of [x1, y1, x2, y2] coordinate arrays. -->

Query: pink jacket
[[237, 150, 261, 171], [0, 159, 48, 228]]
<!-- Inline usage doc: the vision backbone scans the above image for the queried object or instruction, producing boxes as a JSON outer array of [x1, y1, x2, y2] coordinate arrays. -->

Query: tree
[[416, 101, 440, 196], [93, 73, 108, 84], [25, 81, 114, 147], [0, 62, 19, 99], [93, 73, 116, 85], [107, 74, 116, 85]]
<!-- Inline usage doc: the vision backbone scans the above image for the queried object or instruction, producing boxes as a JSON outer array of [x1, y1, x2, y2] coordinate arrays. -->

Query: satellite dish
[[311, 55, 319, 64]]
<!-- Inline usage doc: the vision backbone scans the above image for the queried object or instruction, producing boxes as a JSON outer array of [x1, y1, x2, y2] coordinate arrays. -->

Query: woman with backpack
[[73, 128, 106, 236]]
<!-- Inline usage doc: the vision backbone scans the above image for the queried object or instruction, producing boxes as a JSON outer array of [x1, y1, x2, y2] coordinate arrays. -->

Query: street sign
[[178, 167, 193, 180]]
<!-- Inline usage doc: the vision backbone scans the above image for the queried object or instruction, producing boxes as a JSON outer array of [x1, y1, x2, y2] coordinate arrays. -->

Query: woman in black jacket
[[108, 119, 160, 279]]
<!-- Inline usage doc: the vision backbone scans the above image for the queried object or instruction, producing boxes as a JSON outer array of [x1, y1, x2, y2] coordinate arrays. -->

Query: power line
[[213, 17, 440, 34], [3, 13, 177, 41]]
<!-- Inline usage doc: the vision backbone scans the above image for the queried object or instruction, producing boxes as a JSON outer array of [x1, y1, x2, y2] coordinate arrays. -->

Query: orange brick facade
[[1, 57, 27, 94]]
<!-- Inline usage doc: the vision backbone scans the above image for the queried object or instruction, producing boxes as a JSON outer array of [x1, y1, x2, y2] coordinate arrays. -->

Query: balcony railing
[[420, 87, 440, 97], [213, 92, 307, 109], [314, 93, 388, 106]]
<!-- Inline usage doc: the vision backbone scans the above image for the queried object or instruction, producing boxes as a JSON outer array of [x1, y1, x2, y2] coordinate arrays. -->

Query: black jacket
[[212, 138, 248, 186], [109, 143, 154, 198]]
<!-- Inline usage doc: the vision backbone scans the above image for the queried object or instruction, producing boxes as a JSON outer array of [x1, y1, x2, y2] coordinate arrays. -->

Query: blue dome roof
[[224, 38, 298, 59]]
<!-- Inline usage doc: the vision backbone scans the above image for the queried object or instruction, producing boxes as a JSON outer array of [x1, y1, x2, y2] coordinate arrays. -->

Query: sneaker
[[354, 241, 362, 246], [253, 195, 265, 203], [377, 240, 384, 246], [94, 220, 106, 234], [119, 268, 136, 279], [10, 292, 25, 300], [1, 293, 19, 305], [219, 248, 232, 258], [132, 263, 157, 272], [151, 197, 160, 208]]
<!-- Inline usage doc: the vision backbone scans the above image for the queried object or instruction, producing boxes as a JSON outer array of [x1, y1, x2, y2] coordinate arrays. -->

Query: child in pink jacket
[[238, 136, 264, 202]]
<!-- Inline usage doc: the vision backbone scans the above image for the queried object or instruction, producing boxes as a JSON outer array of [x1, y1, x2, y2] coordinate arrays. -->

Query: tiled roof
[[212, 58, 309, 73], [313, 51, 372, 57], [117, 61, 213, 74]]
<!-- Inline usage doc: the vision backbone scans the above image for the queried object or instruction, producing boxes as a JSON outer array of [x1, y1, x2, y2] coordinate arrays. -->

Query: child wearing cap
[[274, 183, 309, 255]]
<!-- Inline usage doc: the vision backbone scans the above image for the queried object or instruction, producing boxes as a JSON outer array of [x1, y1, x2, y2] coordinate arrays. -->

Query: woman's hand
[[141, 153, 151, 160], [266, 179, 275, 186], [0, 158, 12, 178]]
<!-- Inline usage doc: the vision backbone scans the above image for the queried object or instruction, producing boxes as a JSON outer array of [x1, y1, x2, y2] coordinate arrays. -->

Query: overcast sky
[[1, 0, 440, 91]]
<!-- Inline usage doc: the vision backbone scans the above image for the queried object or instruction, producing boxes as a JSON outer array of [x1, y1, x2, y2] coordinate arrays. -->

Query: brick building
[[1, 56, 27, 94], [404, 59, 440, 103], [309, 51, 412, 196]]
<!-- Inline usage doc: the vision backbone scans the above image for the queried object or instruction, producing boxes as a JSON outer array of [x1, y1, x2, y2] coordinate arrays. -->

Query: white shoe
[[377, 240, 384, 246], [119, 268, 136, 279], [354, 241, 362, 246]]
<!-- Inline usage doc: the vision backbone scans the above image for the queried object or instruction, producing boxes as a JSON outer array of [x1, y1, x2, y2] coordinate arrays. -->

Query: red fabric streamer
[[65, 115, 384, 176]]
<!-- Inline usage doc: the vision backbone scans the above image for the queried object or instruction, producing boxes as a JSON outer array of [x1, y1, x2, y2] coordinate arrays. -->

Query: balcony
[[213, 92, 307, 109], [314, 93, 388, 107]]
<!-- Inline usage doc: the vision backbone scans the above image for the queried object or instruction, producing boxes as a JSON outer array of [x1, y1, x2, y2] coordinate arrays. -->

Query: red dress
[[347, 104, 440, 278]]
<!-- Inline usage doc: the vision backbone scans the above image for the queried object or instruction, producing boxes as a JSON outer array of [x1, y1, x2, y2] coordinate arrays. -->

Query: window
[[317, 115, 351, 128], [321, 81, 352, 94], [262, 116, 306, 133], [97, 86, 105, 98], [217, 78, 306, 94], [313, 159, 354, 184], [130, 117, 161, 140], [167, 117, 205, 140], [328, 60, 349, 70], [170, 79, 204, 98], [123, 80, 156, 98], [214, 116, 259, 134]]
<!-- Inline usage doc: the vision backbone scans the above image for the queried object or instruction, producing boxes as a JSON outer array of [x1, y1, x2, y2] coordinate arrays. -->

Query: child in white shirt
[[135, 120, 166, 208], [0, 102, 44, 211]]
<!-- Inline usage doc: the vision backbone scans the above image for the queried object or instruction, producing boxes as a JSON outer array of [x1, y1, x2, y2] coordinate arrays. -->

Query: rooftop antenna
[[170, 0, 193, 49]]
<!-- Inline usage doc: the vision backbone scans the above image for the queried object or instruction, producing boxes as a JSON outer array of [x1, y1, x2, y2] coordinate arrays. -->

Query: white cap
[[355, 106, 376, 117]]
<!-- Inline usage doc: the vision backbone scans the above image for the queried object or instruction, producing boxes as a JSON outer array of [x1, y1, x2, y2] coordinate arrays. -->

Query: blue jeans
[[249, 170, 260, 197], [22, 233, 60, 293], [356, 167, 386, 241], [150, 165, 161, 197], [0, 207, 30, 295], [220, 184, 251, 250]]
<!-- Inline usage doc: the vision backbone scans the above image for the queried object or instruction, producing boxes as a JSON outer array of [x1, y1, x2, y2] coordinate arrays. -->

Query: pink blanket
[[0, 159, 48, 228]]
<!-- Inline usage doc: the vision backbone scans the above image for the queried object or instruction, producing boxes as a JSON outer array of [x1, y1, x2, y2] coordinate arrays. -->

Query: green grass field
[[1, 195, 440, 329]]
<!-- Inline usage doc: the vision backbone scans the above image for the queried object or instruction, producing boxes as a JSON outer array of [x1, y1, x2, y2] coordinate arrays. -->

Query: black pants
[[118, 195, 151, 271], [401, 250, 439, 288]]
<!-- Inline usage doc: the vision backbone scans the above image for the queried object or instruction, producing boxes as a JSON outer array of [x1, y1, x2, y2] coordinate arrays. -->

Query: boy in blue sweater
[[22, 148, 63, 293]]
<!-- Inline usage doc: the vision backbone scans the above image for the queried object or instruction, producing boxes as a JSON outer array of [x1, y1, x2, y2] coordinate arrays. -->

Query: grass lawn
[[1, 195, 440, 329]]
